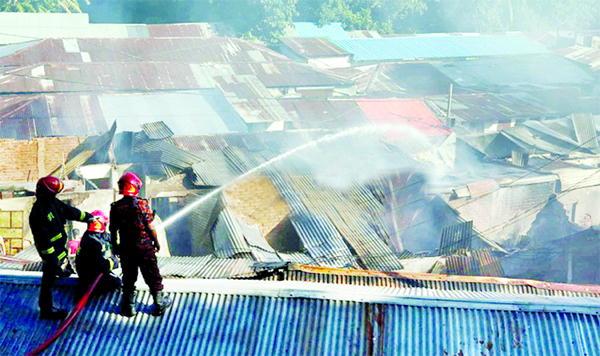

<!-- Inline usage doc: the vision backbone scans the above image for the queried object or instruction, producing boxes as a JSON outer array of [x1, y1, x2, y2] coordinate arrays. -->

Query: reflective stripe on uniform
[[50, 233, 62, 242], [108, 258, 114, 270], [80, 211, 86, 221], [41, 246, 55, 255], [57, 251, 67, 260]]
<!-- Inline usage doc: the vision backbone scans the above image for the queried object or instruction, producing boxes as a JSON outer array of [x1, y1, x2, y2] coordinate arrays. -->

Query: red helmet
[[118, 172, 143, 197], [87, 210, 109, 233], [36, 176, 64, 197]]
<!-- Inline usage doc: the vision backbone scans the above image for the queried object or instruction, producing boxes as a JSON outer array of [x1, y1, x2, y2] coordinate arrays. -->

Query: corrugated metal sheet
[[556, 168, 600, 191], [427, 92, 553, 123], [556, 45, 600, 72], [501, 126, 575, 155], [0, 94, 108, 140], [439, 221, 473, 255], [331, 62, 451, 96], [0, 38, 288, 65], [279, 98, 370, 130], [356, 98, 450, 137], [216, 75, 293, 123], [2, 276, 600, 356], [147, 23, 215, 38], [284, 175, 403, 271], [271, 173, 357, 268], [573, 113, 598, 148], [334, 35, 549, 61], [142, 121, 174, 140], [212, 208, 252, 258], [0, 62, 214, 93], [98, 90, 247, 135], [280, 37, 349, 58], [133, 134, 202, 170], [431, 54, 595, 87], [190, 151, 239, 186], [292, 22, 350, 39]]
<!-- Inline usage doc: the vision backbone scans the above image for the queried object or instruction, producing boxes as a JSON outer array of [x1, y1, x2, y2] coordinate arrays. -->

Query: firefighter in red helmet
[[110, 172, 172, 317], [29, 176, 95, 320], [75, 210, 122, 297]]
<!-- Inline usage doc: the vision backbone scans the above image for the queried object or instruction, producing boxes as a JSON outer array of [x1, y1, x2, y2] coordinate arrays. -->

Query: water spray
[[158, 123, 447, 229]]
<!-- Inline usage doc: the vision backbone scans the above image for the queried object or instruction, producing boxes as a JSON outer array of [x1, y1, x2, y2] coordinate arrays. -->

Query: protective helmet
[[88, 210, 109, 233], [36, 176, 64, 197], [118, 172, 143, 197]]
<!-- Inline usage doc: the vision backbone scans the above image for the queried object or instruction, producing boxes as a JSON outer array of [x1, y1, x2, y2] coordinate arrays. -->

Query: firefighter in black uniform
[[110, 172, 172, 317], [29, 176, 95, 320], [75, 210, 122, 296]]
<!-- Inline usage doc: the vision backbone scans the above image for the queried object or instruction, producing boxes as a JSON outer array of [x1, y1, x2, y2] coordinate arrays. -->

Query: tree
[[0, 0, 86, 12], [317, 0, 428, 34]]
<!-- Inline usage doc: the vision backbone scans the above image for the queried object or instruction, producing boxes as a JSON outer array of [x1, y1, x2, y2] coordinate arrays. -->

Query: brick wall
[[0, 137, 84, 182]]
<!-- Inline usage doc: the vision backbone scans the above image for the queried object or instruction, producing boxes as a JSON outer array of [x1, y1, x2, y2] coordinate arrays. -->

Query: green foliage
[[317, 0, 427, 34], [0, 0, 87, 13]]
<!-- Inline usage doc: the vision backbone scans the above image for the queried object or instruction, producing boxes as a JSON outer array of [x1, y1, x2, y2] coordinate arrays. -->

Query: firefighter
[[75, 210, 122, 296], [29, 176, 95, 320], [110, 172, 172, 317]]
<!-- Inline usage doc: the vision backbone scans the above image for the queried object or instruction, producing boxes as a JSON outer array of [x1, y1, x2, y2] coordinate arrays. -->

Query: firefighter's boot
[[120, 291, 137, 317], [152, 291, 173, 316]]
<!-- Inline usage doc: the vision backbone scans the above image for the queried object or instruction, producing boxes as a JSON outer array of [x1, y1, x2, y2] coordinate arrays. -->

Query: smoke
[[287, 123, 451, 190]]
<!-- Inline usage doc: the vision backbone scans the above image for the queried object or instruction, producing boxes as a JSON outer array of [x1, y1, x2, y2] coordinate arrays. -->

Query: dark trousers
[[78, 272, 122, 297], [120, 246, 164, 295], [39, 263, 57, 311]]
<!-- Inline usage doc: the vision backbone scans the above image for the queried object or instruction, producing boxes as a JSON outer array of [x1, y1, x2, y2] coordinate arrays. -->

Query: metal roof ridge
[[145, 278, 600, 314], [293, 264, 600, 295]]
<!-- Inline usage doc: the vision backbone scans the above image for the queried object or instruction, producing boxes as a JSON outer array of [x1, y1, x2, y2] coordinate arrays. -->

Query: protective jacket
[[109, 196, 158, 252], [76, 230, 119, 282], [29, 196, 93, 273]]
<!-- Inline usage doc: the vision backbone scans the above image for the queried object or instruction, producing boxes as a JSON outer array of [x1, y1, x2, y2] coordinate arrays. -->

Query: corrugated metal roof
[[0, 38, 288, 65], [133, 133, 203, 170], [279, 37, 349, 58], [333, 35, 549, 61], [0, 94, 108, 139], [271, 173, 358, 268], [330, 62, 451, 96], [216, 75, 293, 123], [439, 221, 473, 255], [142, 121, 174, 140], [426, 93, 553, 123], [98, 90, 247, 135], [556, 168, 600, 191], [190, 151, 240, 186], [279, 98, 370, 130], [0, 62, 214, 94], [500, 126, 577, 155], [3, 275, 600, 356], [431, 54, 595, 87], [356, 98, 450, 137], [147, 23, 215, 38], [555, 45, 600, 72], [284, 175, 403, 271], [291, 22, 350, 39], [572, 113, 598, 148]]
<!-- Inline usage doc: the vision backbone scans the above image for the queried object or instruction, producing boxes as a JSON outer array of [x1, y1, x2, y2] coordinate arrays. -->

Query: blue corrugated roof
[[98, 90, 247, 135], [292, 22, 350, 39], [431, 54, 595, 87], [333, 35, 550, 61], [3, 274, 600, 356]]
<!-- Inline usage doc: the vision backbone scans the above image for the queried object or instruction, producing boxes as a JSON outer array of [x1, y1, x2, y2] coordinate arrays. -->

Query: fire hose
[[24, 272, 104, 356]]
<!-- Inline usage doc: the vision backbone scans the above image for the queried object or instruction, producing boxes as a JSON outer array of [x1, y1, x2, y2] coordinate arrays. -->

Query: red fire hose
[[24, 273, 104, 356]]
